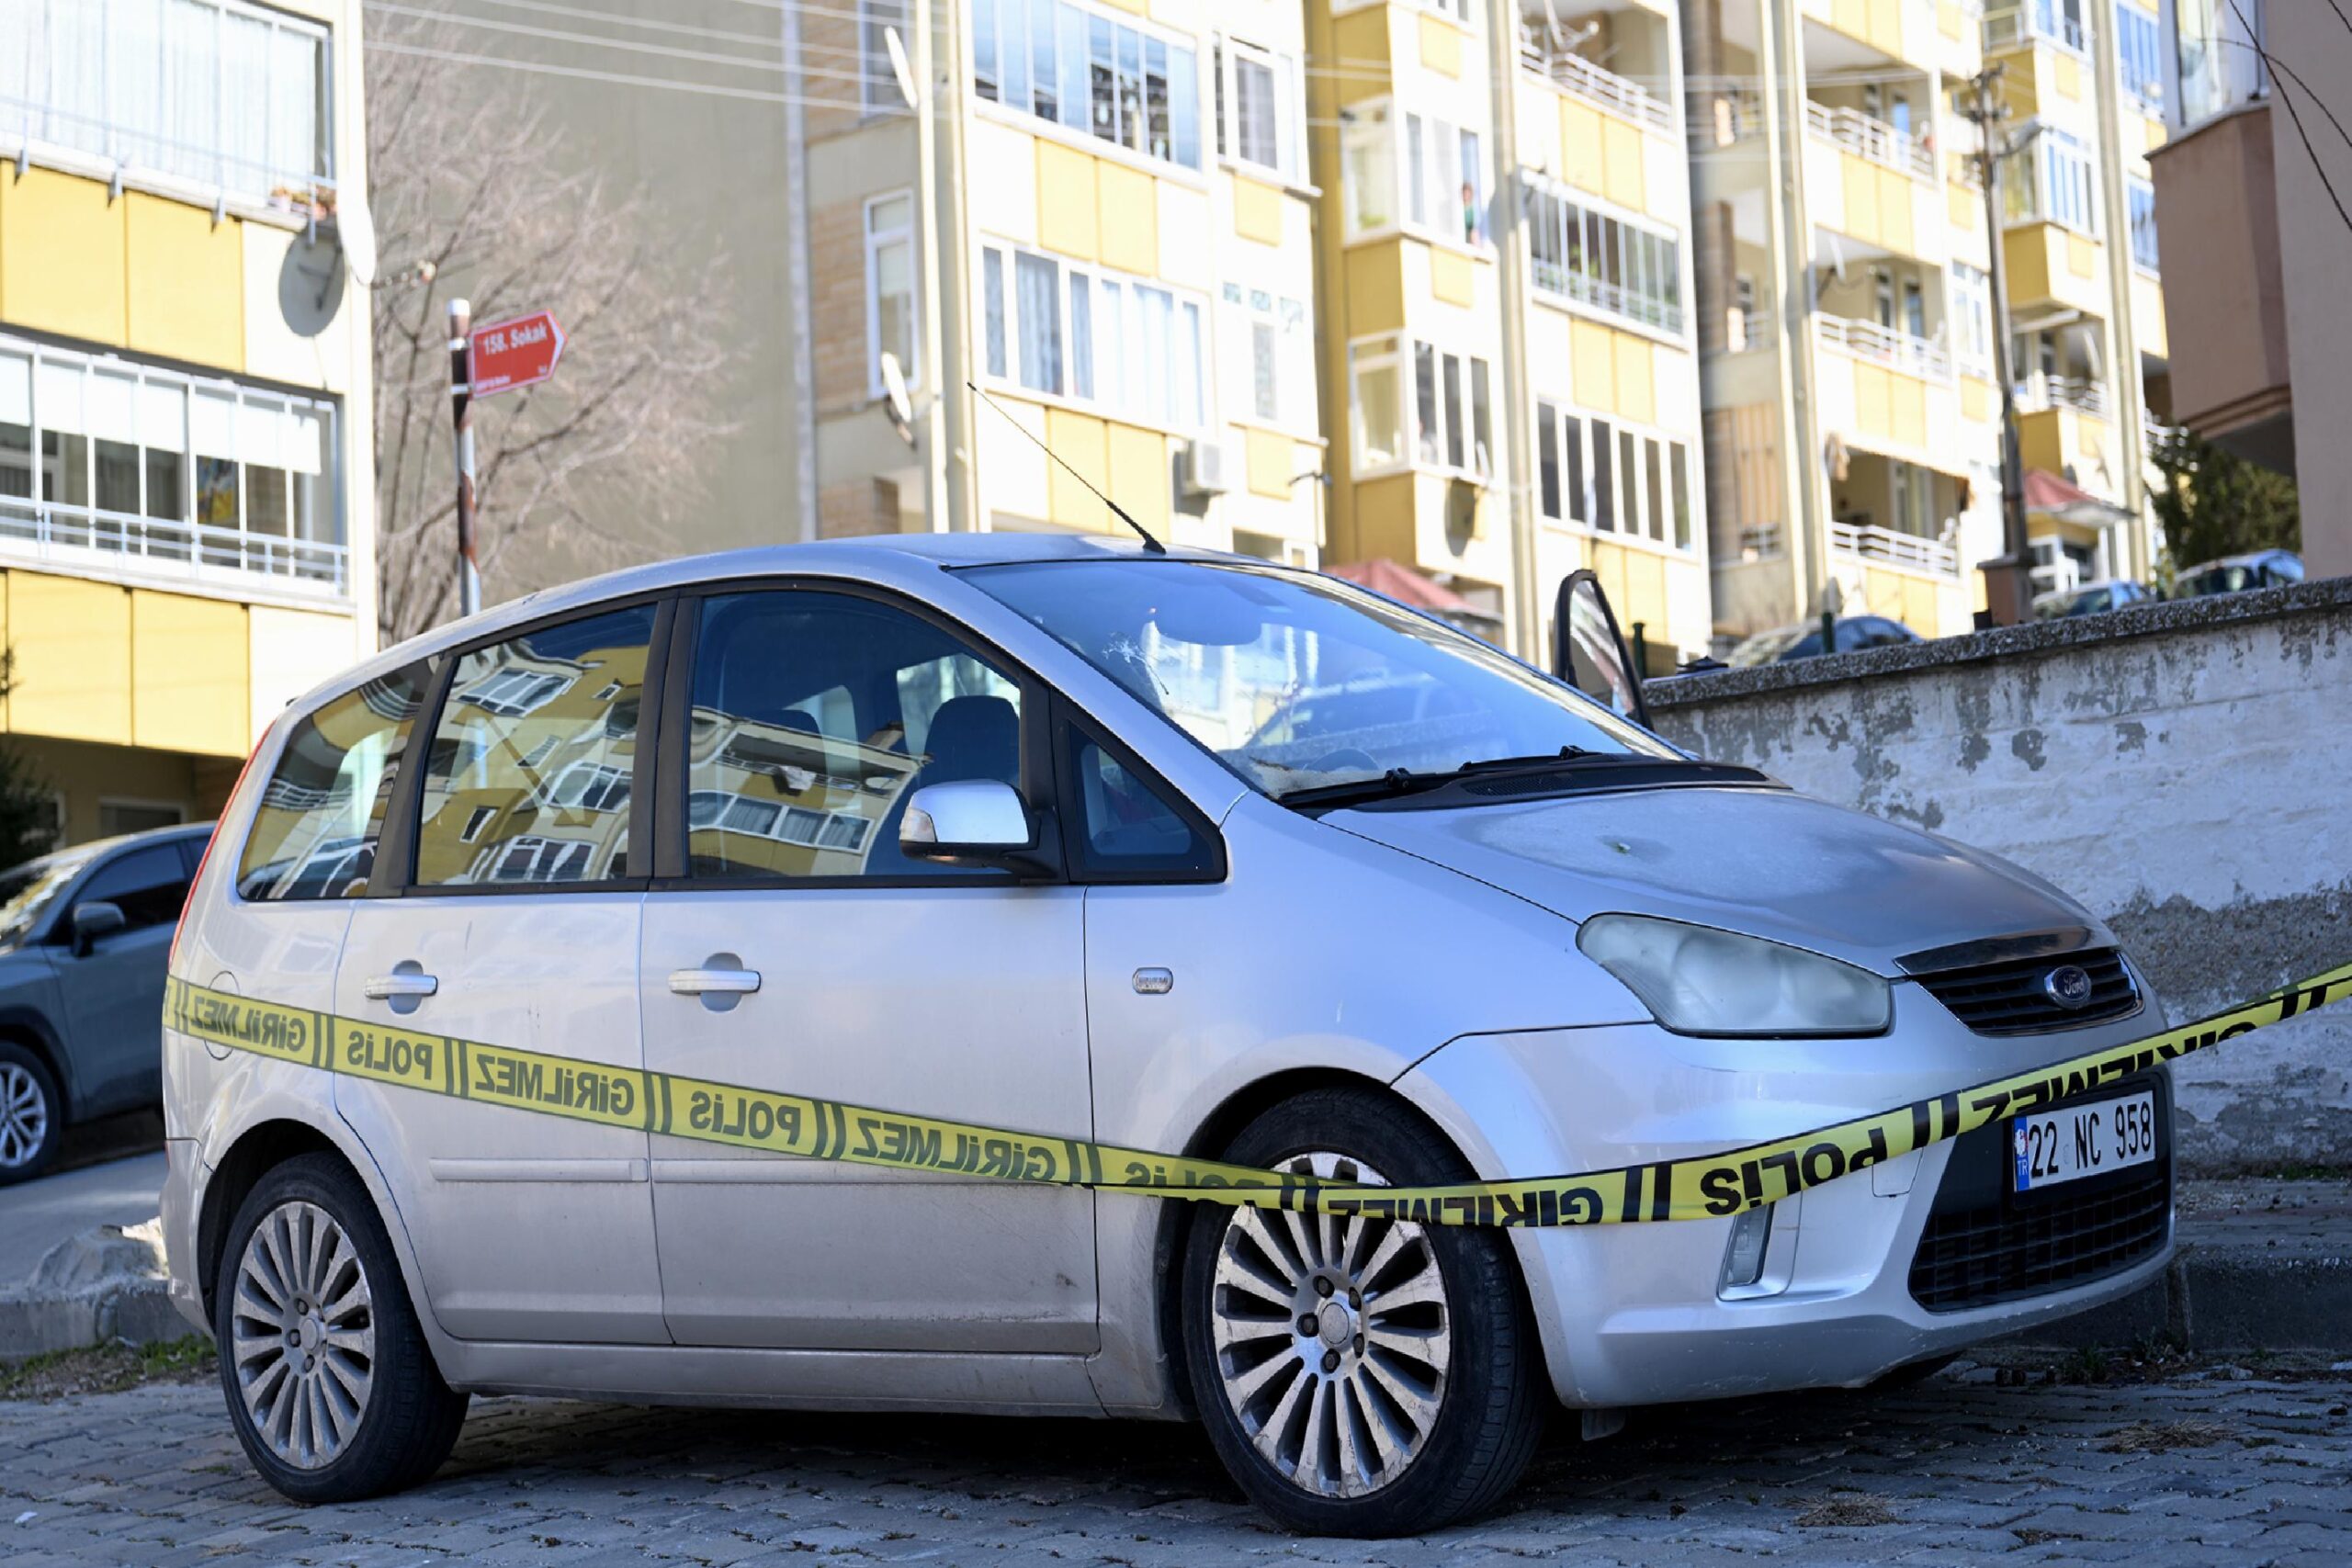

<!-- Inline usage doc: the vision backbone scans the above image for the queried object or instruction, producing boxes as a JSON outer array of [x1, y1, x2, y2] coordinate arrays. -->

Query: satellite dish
[[884, 27, 919, 111], [879, 352, 916, 447], [333, 189, 378, 287], [1825, 231, 1849, 288]]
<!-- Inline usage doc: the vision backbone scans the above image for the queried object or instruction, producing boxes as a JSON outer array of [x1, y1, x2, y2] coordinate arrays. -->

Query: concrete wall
[[1646, 579, 2352, 1176]]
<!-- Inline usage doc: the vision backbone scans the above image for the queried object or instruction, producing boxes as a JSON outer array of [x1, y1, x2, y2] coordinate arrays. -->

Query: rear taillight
[[173, 718, 275, 973]]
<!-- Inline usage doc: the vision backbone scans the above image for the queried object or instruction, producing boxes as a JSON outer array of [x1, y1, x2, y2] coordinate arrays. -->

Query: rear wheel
[[0, 1042, 62, 1185], [1180, 1088, 1546, 1536], [215, 1153, 469, 1502]]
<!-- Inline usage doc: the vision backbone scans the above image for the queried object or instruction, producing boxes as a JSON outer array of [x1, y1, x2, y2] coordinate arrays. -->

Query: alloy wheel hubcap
[[1210, 1151, 1452, 1499], [230, 1201, 376, 1469], [0, 1063, 47, 1168]]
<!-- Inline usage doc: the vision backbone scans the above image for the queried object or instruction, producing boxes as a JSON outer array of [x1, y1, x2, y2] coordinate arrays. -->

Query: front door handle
[[671, 953, 761, 1012], [363, 963, 438, 1015]]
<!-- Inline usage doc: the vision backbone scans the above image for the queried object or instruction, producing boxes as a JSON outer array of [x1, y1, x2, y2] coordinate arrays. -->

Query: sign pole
[[447, 297, 481, 618]]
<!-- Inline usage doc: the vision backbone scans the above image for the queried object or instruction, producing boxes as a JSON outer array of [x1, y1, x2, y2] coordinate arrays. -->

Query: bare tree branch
[[367, 22, 743, 645]]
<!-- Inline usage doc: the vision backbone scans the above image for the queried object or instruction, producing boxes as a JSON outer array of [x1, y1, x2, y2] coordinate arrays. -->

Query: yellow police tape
[[165, 961, 2352, 1229]]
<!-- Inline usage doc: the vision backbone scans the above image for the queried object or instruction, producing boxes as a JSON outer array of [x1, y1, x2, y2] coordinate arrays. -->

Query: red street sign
[[469, 310, 566, 398]]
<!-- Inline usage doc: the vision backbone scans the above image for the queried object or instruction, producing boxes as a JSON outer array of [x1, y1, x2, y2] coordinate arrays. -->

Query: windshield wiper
[[1274, 747, 1621, 809]]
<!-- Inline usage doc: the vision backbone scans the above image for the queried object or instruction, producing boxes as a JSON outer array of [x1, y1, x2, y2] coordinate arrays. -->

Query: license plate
[[2012, 1091, 2157, 1192]]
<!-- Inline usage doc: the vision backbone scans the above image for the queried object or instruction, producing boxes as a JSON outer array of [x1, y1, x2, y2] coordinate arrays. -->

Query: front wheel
[[1179, 1088, 1546, 1536], [0, 1042, 62, 1185], [215, 1153, 469, 1502]]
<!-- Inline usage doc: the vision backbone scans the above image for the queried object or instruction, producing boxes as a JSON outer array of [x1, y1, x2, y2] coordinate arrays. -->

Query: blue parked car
[[0, 822, 213, 1182]]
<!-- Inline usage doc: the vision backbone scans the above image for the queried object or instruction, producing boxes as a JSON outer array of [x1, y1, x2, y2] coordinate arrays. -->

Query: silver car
[[163, 537, 2171, 1536]]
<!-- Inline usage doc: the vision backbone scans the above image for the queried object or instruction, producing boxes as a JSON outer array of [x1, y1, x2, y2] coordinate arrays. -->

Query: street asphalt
[[0, 1149, 166, 1282]]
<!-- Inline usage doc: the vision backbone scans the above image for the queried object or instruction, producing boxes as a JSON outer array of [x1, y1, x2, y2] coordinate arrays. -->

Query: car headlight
[[1577, 914, 1891, 1036]]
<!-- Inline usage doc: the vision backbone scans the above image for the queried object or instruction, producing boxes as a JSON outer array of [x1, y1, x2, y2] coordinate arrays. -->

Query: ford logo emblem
[[2042, 964, 2095, 1010]]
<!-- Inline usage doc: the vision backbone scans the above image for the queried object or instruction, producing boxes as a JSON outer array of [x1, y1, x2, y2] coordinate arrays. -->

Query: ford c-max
[[163, 536, 2171, 1536]]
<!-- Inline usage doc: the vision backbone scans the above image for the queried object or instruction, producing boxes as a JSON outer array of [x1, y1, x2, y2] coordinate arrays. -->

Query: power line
[[2222, 0, 2352, 240]]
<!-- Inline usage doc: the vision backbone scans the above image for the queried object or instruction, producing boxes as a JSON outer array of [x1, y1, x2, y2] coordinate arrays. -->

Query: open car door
[[1552, 570, 1652, 730]]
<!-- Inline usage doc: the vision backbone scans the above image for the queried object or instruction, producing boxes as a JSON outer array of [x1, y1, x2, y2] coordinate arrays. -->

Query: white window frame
[[1221, 282, 1313, 434], [978, 238, 1210, 433], [864, 191, 920, 398], [1338, 96, 1489, 249], [2004, 125, 2099, 235], [1951, 262, 1995, 375], [966, 0, 1204, 173], [1213, 36, 1303, 184], [542, 759, 631, 814], [2127, 175, 2159, 272], [859, 0, 909, 113], [1524, 179, 1686, 336], [460, 669, 573, 718], [1347, 333, 1409, 477], [1532, 399, 1698, 553], [1411, 340, 1493, 479]]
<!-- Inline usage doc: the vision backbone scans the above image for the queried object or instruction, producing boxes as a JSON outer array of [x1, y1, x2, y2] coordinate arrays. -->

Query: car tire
[[0, 1040, 63, 1185], [1179, 1087, 1547, 1537], [215, 1153, 469, 1503]]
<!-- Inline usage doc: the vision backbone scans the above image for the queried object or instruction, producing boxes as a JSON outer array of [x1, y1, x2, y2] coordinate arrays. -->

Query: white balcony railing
[[1983, 0, 2086, 55], [1517, 35, 1675, 135], [1804, 101, 1937, 181], [2016, 371, 2111, 419], [1830, 519, 1960, 576], [0, 500, 349, 597], [1815, 315, 1954, 381]]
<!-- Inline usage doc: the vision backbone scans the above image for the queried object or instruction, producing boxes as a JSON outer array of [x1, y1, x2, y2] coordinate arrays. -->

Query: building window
[[1951, 263, 1994, 373], [860, 0, 909, 111], [979, 241, 1208, 429], [2003, 126, 2098, 233], [1413, 341, 1491, 477], [1214, 38, 1299, 181], [1533, 403, 1700, 550], [1348, 333, 1407, 474], [1223, 285, 1311, 430], [1341, 99, 1487, 245], [1, 0, 333, 216], [865, 193, 919, 395], [1341, 101, 1396, 235], [1527, 182, 1684, 334], [2115, 2, 2164, 111], [2128, 177, 2160, 270], [969, 0, 1200, 170], [0, 335, 342, 592], [1537, 400, 1561, 519]]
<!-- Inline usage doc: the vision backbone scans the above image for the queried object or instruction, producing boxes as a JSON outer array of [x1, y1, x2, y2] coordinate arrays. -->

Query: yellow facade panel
[[1961, 376, 1995, 423], [131, 589, 250, 757], [1044, 408, 1112, 531], [1232, 175, 1286, 246], [1611, 331, 1656, 426], [1245, 428, 1294, 500], [2052, 52, 2081, 101], [2144, 116, 2168, 153], [1853, 361, 1891, 441], [2018, 408, 2064, 474], [2066, 231, 2098, 278], [1099, 0, 1145, 15], [1949, 182, 1978, 231], [1877, 167, 1915, 254], [1871, 0, 1905, 52], [1560, 99, 1604, 197], [1346, 473, 1418, 564], [1570, 321, 1616, 413], [2004, 225, 2054, 306], [1035, 141, 1100, 262], [2133, 275, 2168, 358], [126, 194, 243, 372], [1419, 14, 1462, 76], [1842, 155, 1881, 246], [1601, 118, 1645, 212], [1096, 161, 1158, 276], [1833, 0, 1869, 43], [1890, 375, 1928, 448], [1429, 244, 1476, 307], [1343, 242, 1406, 336], [0, 167, 128, 346], [1331, 12, 1390, 107], [1939, 0, 1962, 39], [7, 573, 131, 745], [1105, 423, 1170, 536]]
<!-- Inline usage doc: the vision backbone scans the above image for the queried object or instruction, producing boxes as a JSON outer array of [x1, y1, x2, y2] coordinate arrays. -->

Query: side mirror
[[899, 780, 1041, 872], [1552, 569, 1654, 730], [70, 900, 127, 956]]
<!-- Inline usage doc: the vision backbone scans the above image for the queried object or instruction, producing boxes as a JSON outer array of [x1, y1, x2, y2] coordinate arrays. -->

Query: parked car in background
[[2172, 550, 2304, 599], [2032, 580, 2155, 620], [0, 823, 214, 1182], [1726, 615, 1923, 667]]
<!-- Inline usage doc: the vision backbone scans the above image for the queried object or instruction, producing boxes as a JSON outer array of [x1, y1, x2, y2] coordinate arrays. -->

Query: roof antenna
[[967, 380, 1167, 554]]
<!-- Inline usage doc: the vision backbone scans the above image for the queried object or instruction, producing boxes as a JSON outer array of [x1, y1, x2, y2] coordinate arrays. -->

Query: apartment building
[[2147, 0, 2352, 578], [0, 0, 378, 847], [1687, 0, 2170, 644]]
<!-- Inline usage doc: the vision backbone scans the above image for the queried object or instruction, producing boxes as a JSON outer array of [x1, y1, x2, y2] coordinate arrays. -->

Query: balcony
[[1805, 101, 1935, 182], [0, 500, 349, 598], [1830, 517, 1960, 575], [1518, 34, 1674, 136], [1982, 0, 2084, 54], [2015, 371, 2109, 418], [1816, 314, 1954, 381]]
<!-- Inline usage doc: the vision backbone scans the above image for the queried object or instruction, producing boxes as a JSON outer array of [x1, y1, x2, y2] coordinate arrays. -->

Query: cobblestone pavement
[[5, 1367, 2347, 1567]]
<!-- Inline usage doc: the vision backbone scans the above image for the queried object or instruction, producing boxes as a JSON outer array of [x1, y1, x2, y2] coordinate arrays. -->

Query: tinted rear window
[[238, 662, 434, 901]]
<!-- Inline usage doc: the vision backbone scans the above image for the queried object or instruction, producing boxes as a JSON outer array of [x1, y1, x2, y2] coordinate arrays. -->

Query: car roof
[[2181, 550, 2294, 572], [289, 535, 1258, 721], [1, 820, 212, 881]]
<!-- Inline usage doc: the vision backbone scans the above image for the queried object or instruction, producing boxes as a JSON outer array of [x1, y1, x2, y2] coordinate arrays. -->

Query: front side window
[[1067, 727, 1216, 875], [684, 591, 1024, 881], [239, 661, 434, 901], [414, 604, 656, 888], [76, 843, 192, 932], [967, 560, 1668, 798]]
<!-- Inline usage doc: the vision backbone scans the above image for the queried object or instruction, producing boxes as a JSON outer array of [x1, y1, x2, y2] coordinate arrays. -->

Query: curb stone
[[0, 1219, 183, 1365]]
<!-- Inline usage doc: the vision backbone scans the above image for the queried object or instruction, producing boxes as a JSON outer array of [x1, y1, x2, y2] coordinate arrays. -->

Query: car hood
[[1327, 785, 2109, 976]]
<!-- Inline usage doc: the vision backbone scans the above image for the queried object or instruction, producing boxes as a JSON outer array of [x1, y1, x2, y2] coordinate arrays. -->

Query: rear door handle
[[669, 967, 762, 996]]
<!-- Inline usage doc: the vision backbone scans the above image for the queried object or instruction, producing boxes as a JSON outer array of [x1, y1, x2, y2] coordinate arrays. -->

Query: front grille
[[1907, 1075, 2172, 1313], [1910, 947, 2139, 1035]]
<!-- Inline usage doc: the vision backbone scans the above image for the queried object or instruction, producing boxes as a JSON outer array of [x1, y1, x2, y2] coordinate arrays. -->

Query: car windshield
[[964, 559, 1671, 796], [0, 852, 88, 949]]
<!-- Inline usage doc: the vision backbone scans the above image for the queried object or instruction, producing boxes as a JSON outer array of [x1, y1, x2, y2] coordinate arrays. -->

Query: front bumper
[[1397, 991, 2176, 1409]]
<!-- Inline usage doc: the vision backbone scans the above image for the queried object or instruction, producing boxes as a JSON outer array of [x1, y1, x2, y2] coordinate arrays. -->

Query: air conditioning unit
[[1179, 438, 1231, 498]]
